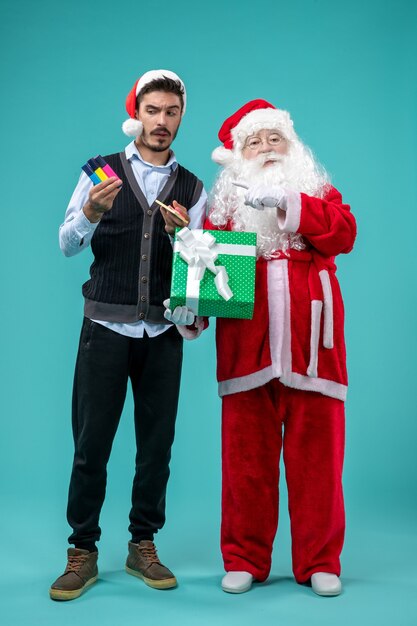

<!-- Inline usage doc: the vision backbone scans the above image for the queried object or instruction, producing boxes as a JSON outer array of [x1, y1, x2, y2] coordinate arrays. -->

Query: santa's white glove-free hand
[[244, 184, 287, 211], [163, 299, 195, 325]]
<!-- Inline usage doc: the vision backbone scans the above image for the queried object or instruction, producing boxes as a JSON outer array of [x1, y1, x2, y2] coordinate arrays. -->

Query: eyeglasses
[[244, 133, 285, 150]]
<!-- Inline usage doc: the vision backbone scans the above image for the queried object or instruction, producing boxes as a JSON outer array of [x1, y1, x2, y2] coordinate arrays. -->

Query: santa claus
[[165, 99, 356, 596]]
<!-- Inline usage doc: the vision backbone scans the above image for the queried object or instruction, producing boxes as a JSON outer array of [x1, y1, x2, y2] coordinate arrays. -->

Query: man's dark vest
[[82, 152, 203, 324]]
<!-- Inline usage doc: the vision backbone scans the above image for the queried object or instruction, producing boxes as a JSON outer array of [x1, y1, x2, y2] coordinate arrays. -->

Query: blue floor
[[2, 498, 416, 626]]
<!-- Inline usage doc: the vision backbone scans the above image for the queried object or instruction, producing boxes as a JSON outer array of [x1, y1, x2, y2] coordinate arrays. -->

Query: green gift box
[[169, 227, 257, 319]]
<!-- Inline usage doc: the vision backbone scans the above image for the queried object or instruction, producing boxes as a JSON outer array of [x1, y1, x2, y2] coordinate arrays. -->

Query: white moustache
[[243, 152, 284, 169], [258, 152, 283, 165], [236, 155, 287, 188]]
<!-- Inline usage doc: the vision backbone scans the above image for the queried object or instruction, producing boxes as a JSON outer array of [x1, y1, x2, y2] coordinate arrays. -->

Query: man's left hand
[[159, 201, 190, 235], [244, 184, 286, 211]]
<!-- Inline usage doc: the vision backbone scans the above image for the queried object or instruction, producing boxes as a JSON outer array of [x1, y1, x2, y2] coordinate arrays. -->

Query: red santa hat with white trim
[[122, 69, 187, 137], [212, 99, 296, 165]]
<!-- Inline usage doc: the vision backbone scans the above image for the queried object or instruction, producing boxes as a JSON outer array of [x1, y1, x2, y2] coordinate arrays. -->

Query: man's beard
[[139, 126, 178, 153], [209, 143, 330, 258]]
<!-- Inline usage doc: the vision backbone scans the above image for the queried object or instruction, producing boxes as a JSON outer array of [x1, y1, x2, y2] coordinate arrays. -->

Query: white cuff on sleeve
[[73, 210, 100, 239], [277, 190, 301, 233]]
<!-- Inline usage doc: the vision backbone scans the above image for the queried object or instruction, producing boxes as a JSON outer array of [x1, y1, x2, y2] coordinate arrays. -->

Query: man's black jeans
[[66, 318, 183, 550]]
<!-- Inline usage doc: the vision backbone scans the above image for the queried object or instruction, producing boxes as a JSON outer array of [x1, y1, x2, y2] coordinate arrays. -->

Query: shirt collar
[[125, 141, 178, 171]]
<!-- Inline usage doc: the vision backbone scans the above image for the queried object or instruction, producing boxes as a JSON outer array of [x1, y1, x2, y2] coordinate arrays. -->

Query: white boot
[[222, 571, 254, 594], [311, 572, 342, 596]]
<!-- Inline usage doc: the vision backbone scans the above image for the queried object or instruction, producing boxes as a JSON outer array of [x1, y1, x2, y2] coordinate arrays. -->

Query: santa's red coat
[[204, 186, 356, 401]]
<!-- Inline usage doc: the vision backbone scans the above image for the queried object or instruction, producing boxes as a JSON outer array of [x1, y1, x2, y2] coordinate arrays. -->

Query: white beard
[[209, 141, 330, 258]]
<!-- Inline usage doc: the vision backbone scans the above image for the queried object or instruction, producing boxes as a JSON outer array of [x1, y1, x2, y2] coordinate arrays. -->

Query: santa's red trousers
[[221, 379, 345, 583]]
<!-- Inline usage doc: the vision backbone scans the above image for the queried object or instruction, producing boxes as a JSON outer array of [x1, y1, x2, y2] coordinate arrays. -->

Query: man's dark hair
[[136, 76, 184, 111]]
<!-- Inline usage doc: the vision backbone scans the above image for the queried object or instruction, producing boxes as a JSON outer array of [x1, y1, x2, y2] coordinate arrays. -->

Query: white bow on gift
[[174, 227, 233, 313]]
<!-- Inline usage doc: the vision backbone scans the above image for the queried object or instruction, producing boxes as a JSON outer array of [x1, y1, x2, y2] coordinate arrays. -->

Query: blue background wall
[[1, 0, 416, 624]]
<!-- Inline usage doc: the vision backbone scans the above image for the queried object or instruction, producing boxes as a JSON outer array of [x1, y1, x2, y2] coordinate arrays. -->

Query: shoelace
[[139, 544, 161, 565], [65, 553, 89, 573]]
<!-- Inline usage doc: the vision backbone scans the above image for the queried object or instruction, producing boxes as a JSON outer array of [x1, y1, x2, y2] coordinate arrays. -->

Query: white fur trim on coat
[[280, 371, 347, 401], [277, 190, 302, 233], [319, 269, 334, 349], [219, 366, 347, 401], [307, 300, 323, 377]]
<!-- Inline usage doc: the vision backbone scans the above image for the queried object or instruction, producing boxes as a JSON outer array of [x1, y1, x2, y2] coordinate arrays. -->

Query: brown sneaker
[[126, 540, 177, 589], [49, 548, 98, 601]]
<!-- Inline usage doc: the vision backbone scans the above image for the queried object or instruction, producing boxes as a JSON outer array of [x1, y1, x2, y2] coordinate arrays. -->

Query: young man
[[168, 99, 356, 596], [51, 70, 206, 601]]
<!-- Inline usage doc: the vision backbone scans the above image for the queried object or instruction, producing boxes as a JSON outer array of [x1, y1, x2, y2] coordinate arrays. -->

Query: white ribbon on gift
[[173, 227, 256, 314]]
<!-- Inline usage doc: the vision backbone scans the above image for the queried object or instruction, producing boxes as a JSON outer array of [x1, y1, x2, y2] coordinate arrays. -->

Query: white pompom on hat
[[122, 69, 186, 137], [212, 99, 296, 164]]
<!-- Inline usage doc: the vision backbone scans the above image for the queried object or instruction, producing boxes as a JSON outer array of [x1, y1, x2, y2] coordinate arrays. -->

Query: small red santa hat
[[212, 99, 296, 165], [122, 69, 187, 137]]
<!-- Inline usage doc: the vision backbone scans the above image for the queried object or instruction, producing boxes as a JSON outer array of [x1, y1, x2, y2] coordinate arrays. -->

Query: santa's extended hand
[[163, 299, 195, 325], [243, 183, 287, 211]]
